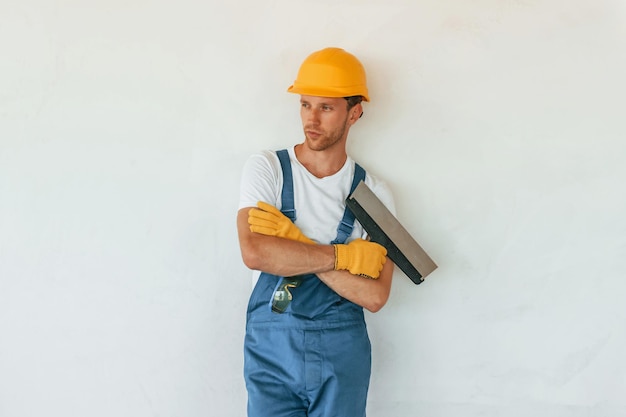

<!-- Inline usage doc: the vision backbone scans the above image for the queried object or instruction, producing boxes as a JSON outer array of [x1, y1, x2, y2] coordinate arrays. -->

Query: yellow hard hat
[[287, 47, 370, 102]]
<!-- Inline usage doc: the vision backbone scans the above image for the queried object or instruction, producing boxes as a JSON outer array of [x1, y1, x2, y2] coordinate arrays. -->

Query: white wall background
[[1, 1, 625, 416]]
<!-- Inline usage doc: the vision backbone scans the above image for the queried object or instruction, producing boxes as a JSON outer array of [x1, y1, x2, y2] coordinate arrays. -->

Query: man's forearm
[[244, 233, 336, 277], [239, 208, 336, 276], [317, 260, 394, 313], [238, 207, 393, 310]]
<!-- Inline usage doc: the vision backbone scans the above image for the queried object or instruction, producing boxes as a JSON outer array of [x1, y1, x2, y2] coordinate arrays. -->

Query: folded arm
[[237, 206, 394, 312], [237, 208, 335, 276], [316, 261, 393, 313]]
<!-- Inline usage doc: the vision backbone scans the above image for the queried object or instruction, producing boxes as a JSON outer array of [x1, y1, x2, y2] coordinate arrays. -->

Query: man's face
[[299, 95, 358, 152]]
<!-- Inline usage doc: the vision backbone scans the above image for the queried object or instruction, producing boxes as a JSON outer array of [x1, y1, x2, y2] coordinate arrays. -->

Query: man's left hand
[[248, 201, 315, 244]]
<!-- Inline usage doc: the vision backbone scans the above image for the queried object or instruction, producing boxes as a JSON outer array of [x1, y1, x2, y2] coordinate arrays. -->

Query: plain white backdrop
[[1, 1, 625, 416]]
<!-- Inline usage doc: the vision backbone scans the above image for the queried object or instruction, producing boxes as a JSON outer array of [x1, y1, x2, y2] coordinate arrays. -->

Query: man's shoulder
[[249, 148, 279, 161], [239, 149, 284, 210], [243, 149, 281, 173]]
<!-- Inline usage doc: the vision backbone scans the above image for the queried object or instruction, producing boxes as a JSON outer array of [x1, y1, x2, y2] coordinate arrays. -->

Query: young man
[[237, 47, 396, 417]]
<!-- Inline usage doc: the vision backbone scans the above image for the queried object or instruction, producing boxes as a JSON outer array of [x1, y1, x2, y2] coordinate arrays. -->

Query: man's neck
[[294, 143, 348, 179]]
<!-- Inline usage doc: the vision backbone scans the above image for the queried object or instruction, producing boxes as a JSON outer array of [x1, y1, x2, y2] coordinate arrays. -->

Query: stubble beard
[[304, 116, 350, 152]]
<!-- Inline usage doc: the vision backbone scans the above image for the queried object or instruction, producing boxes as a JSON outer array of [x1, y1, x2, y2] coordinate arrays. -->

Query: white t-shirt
[[239, 146, 396, 284]]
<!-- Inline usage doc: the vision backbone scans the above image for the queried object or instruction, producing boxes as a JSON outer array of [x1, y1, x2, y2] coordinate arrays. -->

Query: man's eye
[[322, 106, 332, 111]]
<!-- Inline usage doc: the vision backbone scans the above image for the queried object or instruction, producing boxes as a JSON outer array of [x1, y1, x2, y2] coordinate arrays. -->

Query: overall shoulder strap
[[331, 163, 366, 244], [276, 149, 296, 221]]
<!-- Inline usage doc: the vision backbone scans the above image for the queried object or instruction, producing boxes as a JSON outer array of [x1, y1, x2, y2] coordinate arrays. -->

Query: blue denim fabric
[[244, 273, 371, 417]]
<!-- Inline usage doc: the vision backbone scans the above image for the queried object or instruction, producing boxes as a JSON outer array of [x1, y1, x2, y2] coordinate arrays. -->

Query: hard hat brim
[[287, 84, 370, 102]]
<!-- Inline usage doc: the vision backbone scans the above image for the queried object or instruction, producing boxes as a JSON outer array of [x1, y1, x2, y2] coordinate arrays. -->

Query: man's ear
[[349, 103, 363, 124]]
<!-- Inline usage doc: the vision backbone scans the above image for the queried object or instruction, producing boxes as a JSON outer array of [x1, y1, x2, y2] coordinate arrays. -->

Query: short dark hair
[[344, 96, 363, 110]]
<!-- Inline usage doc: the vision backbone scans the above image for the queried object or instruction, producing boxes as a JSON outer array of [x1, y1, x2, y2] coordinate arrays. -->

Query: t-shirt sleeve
[[238, 151, 281, 210]]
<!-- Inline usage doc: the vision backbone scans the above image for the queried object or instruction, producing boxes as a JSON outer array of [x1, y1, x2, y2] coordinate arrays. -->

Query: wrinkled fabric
[[244, 273, 371, 417]]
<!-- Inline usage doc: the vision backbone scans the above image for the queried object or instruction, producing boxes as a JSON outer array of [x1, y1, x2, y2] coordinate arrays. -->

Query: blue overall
[[244, 150, 370, 417]]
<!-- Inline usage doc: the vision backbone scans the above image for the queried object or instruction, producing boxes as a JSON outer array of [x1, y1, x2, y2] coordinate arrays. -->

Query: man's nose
[[306, 109, 320, 125]]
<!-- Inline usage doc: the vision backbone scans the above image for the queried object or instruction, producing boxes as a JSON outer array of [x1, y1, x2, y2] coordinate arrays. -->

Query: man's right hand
[[334, 238, 387, 279]]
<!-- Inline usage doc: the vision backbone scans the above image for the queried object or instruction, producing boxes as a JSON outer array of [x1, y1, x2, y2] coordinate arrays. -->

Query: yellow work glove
[[248, 201, 315, 244], [334, 238, 387, 279]]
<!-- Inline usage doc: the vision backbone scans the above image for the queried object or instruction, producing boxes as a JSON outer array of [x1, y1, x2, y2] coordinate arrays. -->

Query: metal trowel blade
[[346, 181, 438, 284]]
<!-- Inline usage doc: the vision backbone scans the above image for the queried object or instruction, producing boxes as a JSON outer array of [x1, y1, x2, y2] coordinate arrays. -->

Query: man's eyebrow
[[299, 99, 335, 107]]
